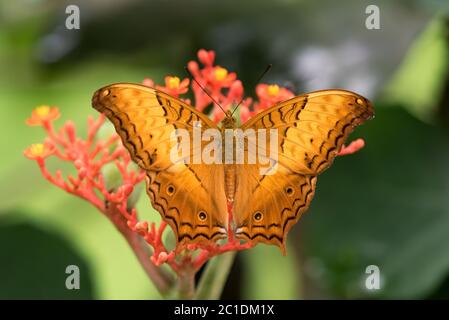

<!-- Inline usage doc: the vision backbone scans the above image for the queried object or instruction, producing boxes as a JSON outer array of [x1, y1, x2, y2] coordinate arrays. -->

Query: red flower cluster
[[24, 49, 365, 296]]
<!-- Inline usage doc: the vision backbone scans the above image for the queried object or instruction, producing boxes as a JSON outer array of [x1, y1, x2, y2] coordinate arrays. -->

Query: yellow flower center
[[267, 84, 280, 96], [215, 67, 228, 81], [167, 77, 180, 89], [30, 143, 45, 156], [35, 105, 50, 117]]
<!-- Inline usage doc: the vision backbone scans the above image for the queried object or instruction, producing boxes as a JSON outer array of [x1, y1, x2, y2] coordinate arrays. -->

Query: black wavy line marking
[[267, 111, 275, 128], [239, 231, 282, 243], [282, 215, 297, 233], [164, 215, 179, 234], [261, 114, 271, 129], [186, 112, 193, 126], [146, 175, 156, 201], [295, 98, 307, 120], [180, 222, 226, 229], [280, 101, 302, 153], [293, 182, 314, 216], [123, 113, 137, 136], [155, 94, 168, 117], [292, 198, 302, 208], [105, 108, 147, 166], [251, 223, 281, 230], [144, 150, 153, 166], [281, 207, 292, 217], [282, 177, 315, 232], [176, 104, 184, 122], [163, 205, 179, 233], [137, 136, 144, 149], [180, 222, 194, 228], [147, 177, 182, 234], [316, 116, 359, 172], [279, 103, 297, 122], [178, 231, 225, 242]]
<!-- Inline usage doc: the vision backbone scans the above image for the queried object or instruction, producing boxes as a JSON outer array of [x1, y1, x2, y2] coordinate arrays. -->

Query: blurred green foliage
[[0, 214, 94, 299], [1, 0, 449, 299], [301, 106, 449, 298], [384, 18, 449, 121]]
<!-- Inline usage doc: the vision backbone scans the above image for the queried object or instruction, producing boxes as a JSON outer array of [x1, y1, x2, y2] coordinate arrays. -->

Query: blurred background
[[1, 0, 449, 299]]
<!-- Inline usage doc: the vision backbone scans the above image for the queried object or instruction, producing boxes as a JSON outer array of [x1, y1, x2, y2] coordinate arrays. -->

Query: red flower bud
[[198, 49, 215, 66], [65, 121, 76, 143]]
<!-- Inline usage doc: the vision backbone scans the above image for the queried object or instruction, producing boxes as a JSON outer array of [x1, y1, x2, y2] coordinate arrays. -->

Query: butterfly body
[[92, 83, 373, 253], [219, 111, 238, 203]]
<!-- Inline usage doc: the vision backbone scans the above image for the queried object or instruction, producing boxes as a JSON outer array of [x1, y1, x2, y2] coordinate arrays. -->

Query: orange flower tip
[[74, 159, 83, 169], [214, 67, 228, 81], [26, 105, 60, 126], [135, 221, 148, 233], [65, 120, 76, 129], [78, 168, 87, 180], [29, 143, 44, 156], [198, 49, 215, 65], [36, 105, 51, 116], [187, 61, 199, 73], [127, 220, 136, 229], [167, 76, 181, 89], [122, 184, 134, 196], [267, 84, 280, 97], [338, 139, 366, 156], [230, 80, 244, 96], [158, 252, 168, 263], [142, 78, 155, 88], [24, 143, 53, 160], [354, 138, 365, 148]]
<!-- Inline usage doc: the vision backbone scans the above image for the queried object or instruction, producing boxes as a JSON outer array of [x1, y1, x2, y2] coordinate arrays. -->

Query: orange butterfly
[[92, 83, 373, 253]]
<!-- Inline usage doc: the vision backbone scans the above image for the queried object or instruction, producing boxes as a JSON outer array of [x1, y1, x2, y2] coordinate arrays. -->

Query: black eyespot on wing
[[166, 184, 175, 195], [254, 211, 262, 221], [198, 211, 207, 221], [286, 186, 294, 196]]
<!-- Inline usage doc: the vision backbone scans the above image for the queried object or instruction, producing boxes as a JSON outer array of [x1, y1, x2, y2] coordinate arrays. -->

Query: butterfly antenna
[[230, 64, 272, 117], [184, 66, 227, 115]]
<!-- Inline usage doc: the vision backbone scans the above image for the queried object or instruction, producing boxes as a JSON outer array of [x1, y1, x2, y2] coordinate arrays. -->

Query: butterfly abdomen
[[224, 164, 237, 202]]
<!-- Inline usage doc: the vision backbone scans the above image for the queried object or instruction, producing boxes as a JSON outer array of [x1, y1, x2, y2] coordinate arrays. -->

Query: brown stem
[[177, 268, 196, 299], [107, 206, 175, 296]]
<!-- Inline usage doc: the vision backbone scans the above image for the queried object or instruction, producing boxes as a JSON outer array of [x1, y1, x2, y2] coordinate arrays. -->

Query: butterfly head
[[221, 110, 237, 129]]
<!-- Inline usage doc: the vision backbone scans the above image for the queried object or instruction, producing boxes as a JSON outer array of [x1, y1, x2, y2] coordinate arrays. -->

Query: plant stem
[[177, 268, 196, 299]]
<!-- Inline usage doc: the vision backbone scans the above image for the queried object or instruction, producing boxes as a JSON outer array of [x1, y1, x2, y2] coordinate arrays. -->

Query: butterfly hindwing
[[234, 90, 374, 252], [233, 164, 317, 254], [92, 83, 228, 245]]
